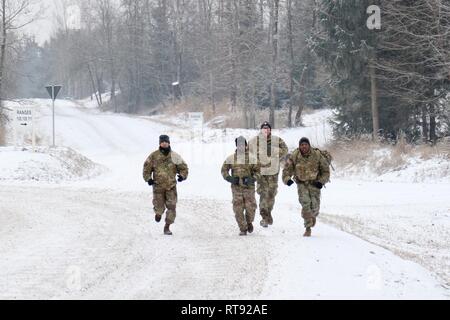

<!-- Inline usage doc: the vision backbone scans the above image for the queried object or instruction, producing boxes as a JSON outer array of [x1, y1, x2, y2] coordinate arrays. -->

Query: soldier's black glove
[[314, 181, 323, 189], [226, 176, 240, 185], [287, 179, 294, 187], [147, 179, 155, 186], [177, 174, 185, 182], [243, 177, 256, 186]]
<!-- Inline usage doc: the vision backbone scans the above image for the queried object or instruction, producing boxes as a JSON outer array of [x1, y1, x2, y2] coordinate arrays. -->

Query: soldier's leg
[[298, 183, 315, 229], [243, 188, 257, 225], [153, 190, 166, 218], [266, 175, 279, 224], [257, 177, 267, 219], [309, 185, 322, 227], [232, 188, 248, 232], [165, 187, 178, 225]]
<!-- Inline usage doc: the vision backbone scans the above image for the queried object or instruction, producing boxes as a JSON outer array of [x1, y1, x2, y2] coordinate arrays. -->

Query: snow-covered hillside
[[0, 98, 449, 299]]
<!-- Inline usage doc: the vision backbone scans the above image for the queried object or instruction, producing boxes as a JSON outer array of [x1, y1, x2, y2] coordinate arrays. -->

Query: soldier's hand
[[147, 179, 155, 186], [177, 174, 185, 182], [226, 176, 240, 185], [243, 177, 256, 186], [287, 179, 294, 187], [314, 181, 323, 189]]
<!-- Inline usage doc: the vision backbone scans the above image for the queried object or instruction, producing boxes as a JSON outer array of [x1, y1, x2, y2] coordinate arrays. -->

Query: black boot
[[247, 223, 254, 234], [155, 215, 162, 223], [164, 224, 173, 235], [267, 213, 274, 225]]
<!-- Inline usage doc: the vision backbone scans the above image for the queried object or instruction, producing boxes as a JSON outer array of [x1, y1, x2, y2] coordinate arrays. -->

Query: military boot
[[155, 214, 162, 223], [164, 224, 173, 236], [239, 230, 248, 236], [247, 223, 254, 234], [267, 213, 274, 225], [260, 219, 268, 228], [303, 227, 312, 237]]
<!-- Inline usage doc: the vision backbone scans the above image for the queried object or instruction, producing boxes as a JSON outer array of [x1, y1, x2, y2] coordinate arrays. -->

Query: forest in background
[[1, 0, 449, 143]]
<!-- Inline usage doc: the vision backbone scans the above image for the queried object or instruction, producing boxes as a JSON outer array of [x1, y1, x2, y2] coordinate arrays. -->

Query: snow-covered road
[[0, 99, 448, 299], [0, 185, 446, 299]]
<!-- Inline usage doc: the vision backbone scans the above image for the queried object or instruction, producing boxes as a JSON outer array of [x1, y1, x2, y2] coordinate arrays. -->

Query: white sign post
[[14, 106, 35, 152], [46, 85, 62, 147], [188, 112, 204, 140]]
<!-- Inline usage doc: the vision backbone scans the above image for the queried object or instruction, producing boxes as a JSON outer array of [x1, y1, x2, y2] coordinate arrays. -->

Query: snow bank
[[333, 147, 450, 183], [0, 147, 107, 183]]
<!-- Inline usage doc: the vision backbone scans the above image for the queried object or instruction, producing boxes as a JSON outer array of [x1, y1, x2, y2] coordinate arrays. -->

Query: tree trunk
[[88, 64, 101, 108], [209, 71, 215, 114], [370, 61, 380, 140], [269, 0, 279, 128], [421, 105, 429, 143], [0, 0, 6, 108], [287, 0, 294, 128], [429, 104, 437, 145], [295, 66, 308, 126]]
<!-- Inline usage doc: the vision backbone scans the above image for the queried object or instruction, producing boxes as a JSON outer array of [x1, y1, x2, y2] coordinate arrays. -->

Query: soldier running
[[282, 137, 330, 237], [249, 121, 288, 228], [221, 136, 260, 236], [143, 135, 189, 235]]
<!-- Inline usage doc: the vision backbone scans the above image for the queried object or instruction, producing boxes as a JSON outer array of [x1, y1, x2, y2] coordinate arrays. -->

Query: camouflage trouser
[[153, 187, 178, 225], [257, 174, 279, 220], [297, 182, 321, 229], [232, 186, 257, 232]]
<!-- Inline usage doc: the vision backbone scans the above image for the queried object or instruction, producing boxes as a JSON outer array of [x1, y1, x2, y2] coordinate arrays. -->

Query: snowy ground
[[0, 98, 449, 299]]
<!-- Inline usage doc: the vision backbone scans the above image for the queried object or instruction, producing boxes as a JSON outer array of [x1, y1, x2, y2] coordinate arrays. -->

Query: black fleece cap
[[299, 137, 311, 145], [159, 135, 170, 144]]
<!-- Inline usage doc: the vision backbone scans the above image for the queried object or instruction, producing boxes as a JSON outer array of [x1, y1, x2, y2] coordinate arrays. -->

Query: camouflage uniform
[[248, 134, 289, 224], [221, 151, 260, 232], [282, 148, 330, 229], [143, 148, 189, 225]]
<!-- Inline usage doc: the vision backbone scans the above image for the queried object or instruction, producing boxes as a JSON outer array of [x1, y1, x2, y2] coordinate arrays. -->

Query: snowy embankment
[[0, 98, 449, 299], [333, 147, 450, 184], [0, 146, 106, 183]]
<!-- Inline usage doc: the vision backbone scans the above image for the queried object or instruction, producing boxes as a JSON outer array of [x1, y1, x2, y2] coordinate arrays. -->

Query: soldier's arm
[[282, 154, 295, 184], [221, 161, 232, 180], [143, 154, 154, 182], [279, 138, 289, 161], [176, 157, 189, 180], [251, 163, 261, 181], [318, 155, 331, 185]]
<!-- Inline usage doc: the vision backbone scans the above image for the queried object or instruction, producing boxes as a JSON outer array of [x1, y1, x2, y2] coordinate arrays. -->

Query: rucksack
[[314, 148, 334, 171]]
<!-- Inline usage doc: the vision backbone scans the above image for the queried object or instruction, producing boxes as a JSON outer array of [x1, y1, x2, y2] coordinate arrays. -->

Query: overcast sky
[[22, 0, 57, 45]]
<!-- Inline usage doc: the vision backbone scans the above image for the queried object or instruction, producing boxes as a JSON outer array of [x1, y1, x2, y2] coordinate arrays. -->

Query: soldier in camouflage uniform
[[143, 135, 189, 235], [282, 137, 330, 237], [221, 136, 260, 236], [249, 122, 289, 228]]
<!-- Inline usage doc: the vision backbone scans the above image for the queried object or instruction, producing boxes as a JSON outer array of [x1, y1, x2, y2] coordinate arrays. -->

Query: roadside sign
[[13, 106, 36, 151], [46, 85, 62, 101], [45, 85, 62, 147], [15, 107, 33, 127], [188, 112, 204, 129]]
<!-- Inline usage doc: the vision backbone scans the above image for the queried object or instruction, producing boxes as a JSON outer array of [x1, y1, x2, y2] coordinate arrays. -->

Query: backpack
[[314, 148, 334, 171]]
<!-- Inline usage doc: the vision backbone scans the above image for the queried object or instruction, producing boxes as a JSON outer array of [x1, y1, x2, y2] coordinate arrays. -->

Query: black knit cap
[[261, 121, 272, 130], [299, 137, 311, 146], [159, 135, 170, 144], [235, 136, 248, 146]]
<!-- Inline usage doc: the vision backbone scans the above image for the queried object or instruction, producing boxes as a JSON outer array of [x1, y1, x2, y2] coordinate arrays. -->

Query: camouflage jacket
[[248, 134, 289, 176], [143, 149, 189, 191], [221, 151, 261, 189], [282, 148, 330, 185]]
